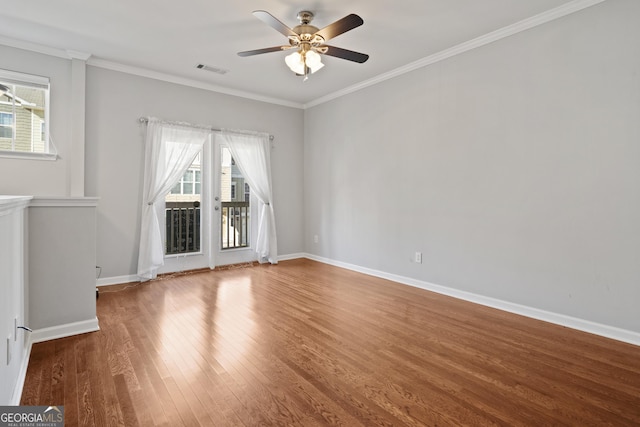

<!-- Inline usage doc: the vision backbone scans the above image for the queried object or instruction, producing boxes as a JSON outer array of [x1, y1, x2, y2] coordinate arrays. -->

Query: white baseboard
[[97, 256, 307, 286], [30, 317, 100, 344], [278, 252, 306, 262], [303, 253, 640, 347], [97, 274, 139, 287], [11, 318, 100, 404]]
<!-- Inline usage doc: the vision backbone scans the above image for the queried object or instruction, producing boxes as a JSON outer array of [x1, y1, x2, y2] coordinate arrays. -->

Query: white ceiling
[[0, 0, 588, 107]]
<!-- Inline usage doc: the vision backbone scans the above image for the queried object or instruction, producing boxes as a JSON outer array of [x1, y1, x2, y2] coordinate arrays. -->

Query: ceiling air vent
[[196, 64, 229, 75]]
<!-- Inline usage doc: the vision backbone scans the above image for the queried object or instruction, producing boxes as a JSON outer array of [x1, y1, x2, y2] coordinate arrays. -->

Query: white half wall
[[304, 0, 640, 334], [0, 196, 31, 405]]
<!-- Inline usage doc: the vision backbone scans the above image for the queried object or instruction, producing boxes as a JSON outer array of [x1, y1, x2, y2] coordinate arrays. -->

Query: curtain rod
[[138, 117, 274, 141]]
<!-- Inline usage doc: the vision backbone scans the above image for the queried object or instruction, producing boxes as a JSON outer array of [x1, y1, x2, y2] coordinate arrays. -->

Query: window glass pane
[[0, 112, 11, 125], [0, 71, 50, 156], [0, 112, 12, 139], [219, 145, 250, 250], [164, 151, 202, 255]]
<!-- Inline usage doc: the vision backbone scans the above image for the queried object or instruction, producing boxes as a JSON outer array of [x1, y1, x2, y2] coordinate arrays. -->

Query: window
[[230, 182, 236, 200], [0, 69, 52, 159], [0, 112, 11, 138], [244, 183, 250, 203], [168, 154, 202, 197]]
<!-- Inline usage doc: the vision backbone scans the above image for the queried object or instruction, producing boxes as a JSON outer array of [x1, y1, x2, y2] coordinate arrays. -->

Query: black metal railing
[[165, 201, 250, 254], [221, 201, 250, 250], [165, 202, 200, 255]]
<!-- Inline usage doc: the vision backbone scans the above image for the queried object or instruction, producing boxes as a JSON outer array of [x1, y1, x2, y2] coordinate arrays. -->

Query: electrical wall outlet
[[313, 234, 319, 243], [415, 252, 422, 264]]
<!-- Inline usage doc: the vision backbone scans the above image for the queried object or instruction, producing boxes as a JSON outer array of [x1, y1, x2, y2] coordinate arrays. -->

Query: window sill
[[0, 150, 57, 161]]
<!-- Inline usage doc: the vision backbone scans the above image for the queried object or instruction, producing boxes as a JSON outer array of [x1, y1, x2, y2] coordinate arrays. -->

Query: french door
[[158, 136, 257, 274], [159, 142, 212, 274], [211, 137, 258, 266]]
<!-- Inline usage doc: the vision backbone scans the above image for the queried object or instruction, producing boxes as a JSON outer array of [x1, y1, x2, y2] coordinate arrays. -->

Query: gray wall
[[84, 67, 305, 278], [0, 46, 72, 196], [28, 203, 97, 331], [304, 0, 640, 333]]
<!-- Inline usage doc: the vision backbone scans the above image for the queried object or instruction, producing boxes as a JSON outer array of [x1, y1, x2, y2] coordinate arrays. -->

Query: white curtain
[[137, 119, 210, 280], [219, 130, 278, 264]]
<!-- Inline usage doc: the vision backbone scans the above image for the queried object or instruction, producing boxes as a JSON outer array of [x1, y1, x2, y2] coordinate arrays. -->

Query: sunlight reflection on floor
[[156, 275, 257, 381], [211, 277, 257, 371]]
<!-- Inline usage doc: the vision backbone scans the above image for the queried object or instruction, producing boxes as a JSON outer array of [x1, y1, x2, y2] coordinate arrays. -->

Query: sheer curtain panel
[[137, 119, 210, 280], [219, 130, 278, 264]]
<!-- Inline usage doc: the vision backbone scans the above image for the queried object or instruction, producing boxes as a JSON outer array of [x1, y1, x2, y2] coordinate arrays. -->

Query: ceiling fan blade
[[322, 45, 369, 63], [237, 46, 291, 57], [252, 10, 298, 38], [315, 14, 364, 42]]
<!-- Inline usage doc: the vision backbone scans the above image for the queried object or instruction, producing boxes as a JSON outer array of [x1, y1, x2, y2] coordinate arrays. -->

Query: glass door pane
[[219, 146, 250, 250], [165, 152, 202, 255]]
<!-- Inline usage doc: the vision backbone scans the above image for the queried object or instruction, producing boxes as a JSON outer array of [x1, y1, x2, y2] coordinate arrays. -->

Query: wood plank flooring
[[21, 258, 640, 426]]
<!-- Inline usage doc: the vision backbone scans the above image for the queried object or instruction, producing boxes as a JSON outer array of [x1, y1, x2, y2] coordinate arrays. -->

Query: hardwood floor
[[22, 258, 640, 426]]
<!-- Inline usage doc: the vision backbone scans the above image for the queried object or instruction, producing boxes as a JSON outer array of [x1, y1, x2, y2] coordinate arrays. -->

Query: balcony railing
[[221, 201, 250, 250], [165, 201, 250, 255], [165, 202, 200, 255]]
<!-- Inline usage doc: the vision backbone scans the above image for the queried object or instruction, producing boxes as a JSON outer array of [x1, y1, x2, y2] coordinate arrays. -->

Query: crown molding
[[87, 58, 304, 109], [0, 35, 302, 108], [304, 0, 608, 109], [0, 36, 94, 61], [0, 0, 606, 110], [66, 50, 92, 61], [0, 35, 69, 59]]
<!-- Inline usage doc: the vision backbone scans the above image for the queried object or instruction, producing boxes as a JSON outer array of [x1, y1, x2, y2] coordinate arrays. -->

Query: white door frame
[[211, 136, 258, 267], [158, 140, 213, 274]]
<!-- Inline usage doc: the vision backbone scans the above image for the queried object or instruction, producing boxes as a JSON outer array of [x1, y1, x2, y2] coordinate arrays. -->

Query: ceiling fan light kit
[[238, 10, 369, 80]]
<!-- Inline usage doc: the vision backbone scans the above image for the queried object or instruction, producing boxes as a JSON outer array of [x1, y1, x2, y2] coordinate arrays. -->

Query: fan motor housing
[[297, 11, 314, 24], [293, 10, 321, 41], [293, 25, 321, 40]]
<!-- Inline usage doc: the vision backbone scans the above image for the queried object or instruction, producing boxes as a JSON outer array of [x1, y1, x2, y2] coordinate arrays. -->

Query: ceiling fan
[[238, 10, 369, 80]]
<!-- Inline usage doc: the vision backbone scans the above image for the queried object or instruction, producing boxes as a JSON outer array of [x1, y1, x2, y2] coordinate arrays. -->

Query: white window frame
[[0, 69, 54, 161]]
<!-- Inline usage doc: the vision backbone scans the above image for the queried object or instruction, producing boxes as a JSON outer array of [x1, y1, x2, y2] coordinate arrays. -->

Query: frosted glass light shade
[[285, 49, 325, 75], [305, 50, 324, 73], [285, 51, 305, 75]]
